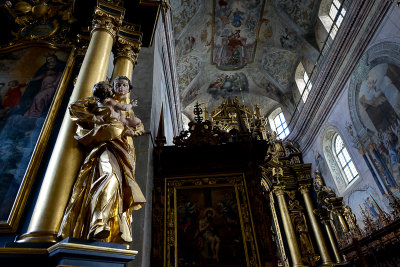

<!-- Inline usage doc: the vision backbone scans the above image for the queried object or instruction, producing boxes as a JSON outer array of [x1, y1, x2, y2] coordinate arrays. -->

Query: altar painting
[[176, 186, 245, 266], [212, 0, 264, 70], [0, 46, 69, 226], [165, 174, 260, 267]]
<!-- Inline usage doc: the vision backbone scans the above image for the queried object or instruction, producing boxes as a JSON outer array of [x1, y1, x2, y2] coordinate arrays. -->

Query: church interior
[[0, 0, 399, 266]]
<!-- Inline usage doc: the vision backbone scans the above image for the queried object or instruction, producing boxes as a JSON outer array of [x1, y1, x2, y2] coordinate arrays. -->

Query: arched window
[[268, 107, 289, 139], [323, 127, 360, 194], [333, 134, 358, 183], [328, 0, 346, 38], [295, 63, 312, 102], [318, 0, 346, 40]]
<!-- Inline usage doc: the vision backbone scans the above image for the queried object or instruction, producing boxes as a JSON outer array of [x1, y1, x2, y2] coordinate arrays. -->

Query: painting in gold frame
[[165, 174, 261, 267], [0, 43, 75, 232]]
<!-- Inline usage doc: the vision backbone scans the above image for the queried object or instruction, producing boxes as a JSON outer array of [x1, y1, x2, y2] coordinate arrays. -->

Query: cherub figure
[[92, 81, 142, 128]]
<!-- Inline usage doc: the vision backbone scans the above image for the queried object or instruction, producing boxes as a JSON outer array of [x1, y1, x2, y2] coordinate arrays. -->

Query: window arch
[[318, 0, 346, 40], [295, 63, 312, 102], [322, 127, 360, 194], [268, 107, 289, 139]]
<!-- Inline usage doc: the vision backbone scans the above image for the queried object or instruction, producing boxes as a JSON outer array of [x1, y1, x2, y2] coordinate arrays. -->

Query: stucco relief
[[248, 70, 283, 100], [171, 0, 202, 39], [261, 49, 297, 88], [176, 55, 202, 92], [182, 86, 200, 108], [278, 0, 317, 32]]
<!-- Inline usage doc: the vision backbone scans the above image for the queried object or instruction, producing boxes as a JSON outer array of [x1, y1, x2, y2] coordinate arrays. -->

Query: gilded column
[[315, 208, 343, 264], [274, 186, 305, 267], [299, 184, 333, 266], [333, 207, 349, 232], [18, 5, 124, 243]]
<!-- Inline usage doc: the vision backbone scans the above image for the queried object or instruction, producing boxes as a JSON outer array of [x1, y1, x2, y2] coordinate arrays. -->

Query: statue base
[[0, 237, 137, 267]]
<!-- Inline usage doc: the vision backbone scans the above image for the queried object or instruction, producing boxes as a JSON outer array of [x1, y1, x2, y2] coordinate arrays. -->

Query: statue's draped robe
[[58, 96, 145, 244]]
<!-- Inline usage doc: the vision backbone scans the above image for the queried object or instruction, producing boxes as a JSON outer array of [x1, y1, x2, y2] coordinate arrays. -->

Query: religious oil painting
[[212, 0, 264, 70], [356, 63, 400, 185], [176, 186, 245, 266], [0, 46, 69, 230], [165, 174, 260, 267]]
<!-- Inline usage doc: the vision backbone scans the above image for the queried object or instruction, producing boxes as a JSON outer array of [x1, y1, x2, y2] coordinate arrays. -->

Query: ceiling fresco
[[212, 0, 264, 70], [171, 0, 321, 120], [176, 54, 202, 91], [170, 0, 203, 39], [261, 48, 297, 89], [278, 0, 318, 32]]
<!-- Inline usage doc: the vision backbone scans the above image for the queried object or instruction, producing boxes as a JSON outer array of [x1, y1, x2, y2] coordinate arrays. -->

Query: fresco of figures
[[212, 0, 264, 70], [357, 63, 400, 185], [0, 47, 68, 220], [207, 72, 249, 99]]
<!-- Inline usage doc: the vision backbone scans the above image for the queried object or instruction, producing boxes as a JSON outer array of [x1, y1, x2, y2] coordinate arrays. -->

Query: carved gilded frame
[[164, 173, 261, 267], [0, 42, 76, 232]]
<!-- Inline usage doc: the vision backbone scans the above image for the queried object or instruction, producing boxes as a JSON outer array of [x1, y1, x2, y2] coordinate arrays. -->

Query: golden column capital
[[91, 6, 124, 41], [298, 184, 310, 194], [113, 38, 141, 65], [111, 22, 143, 81], [274, 186, 286, 196]]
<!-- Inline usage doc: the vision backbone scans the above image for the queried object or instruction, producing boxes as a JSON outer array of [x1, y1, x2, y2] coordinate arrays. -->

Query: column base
[[49, 238, 137, 267], [17, 230, 59, 243]]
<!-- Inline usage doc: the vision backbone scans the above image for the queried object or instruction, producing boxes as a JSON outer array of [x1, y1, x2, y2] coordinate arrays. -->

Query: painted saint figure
[[196, 208, 221, 262], [58, 76, 146, 244], [2, 80, 26, 109], [24, 54, 64, 117]]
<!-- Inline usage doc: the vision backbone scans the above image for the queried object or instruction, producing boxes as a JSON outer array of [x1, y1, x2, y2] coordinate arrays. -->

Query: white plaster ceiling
[[171, 0, 321, 119]]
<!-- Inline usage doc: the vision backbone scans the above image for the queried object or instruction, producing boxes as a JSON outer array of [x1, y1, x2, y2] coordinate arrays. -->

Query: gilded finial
[[193, 102, 203, 123]]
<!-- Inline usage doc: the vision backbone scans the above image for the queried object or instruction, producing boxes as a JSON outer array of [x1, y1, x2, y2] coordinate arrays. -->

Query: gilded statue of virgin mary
[[58, 76, 146, 244]]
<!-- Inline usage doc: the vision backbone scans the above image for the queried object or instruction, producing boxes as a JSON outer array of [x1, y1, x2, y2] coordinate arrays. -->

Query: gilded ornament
[[31, 2, 49, 18], [14, 1, 32, 14]]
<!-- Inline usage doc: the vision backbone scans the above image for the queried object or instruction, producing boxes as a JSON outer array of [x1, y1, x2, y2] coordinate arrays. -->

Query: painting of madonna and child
[[357, 63, 400, 186], [176, 186, 246, 267], [0, 47, 68, 221]]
